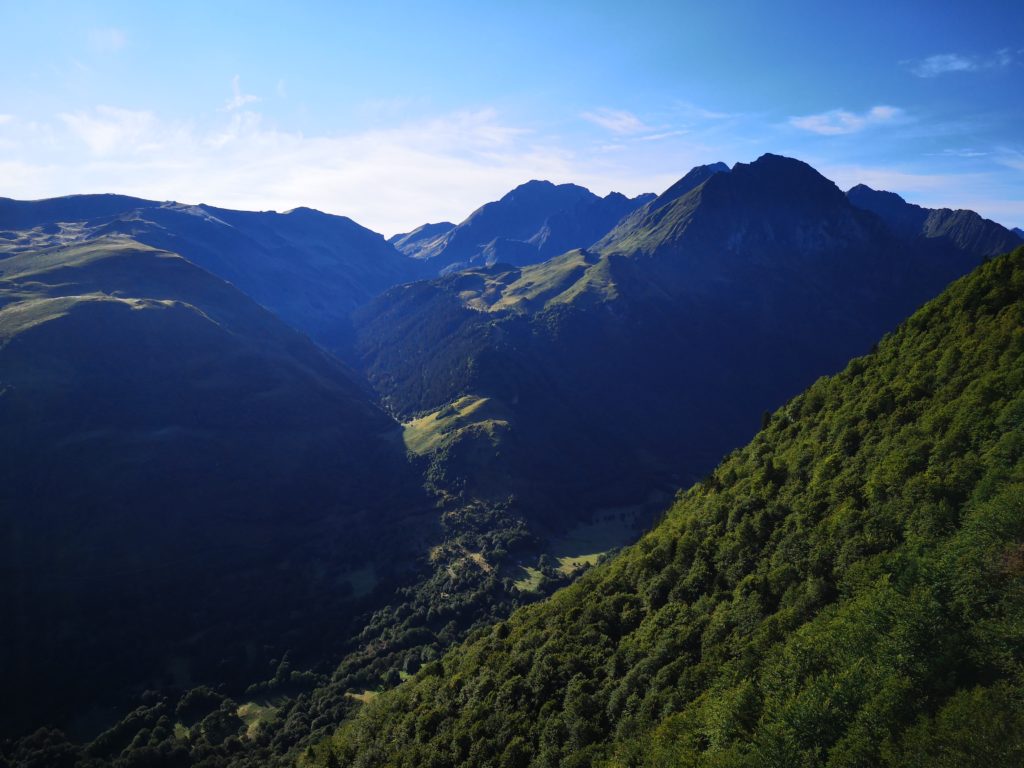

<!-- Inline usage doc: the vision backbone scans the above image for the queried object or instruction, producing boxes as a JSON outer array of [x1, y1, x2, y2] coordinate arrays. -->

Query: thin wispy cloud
[[996, 148, 1024, 172], [59, 106, 159, 155], [789, 105, 904, 136], [581, 107, 695, 145], [673, 101, 736, 121], [909, 49, 1015, 77], [2, 105, 681, 235], [224, 76, 260, 111], [581, 108, 652, 135], [88, 27, 127, 53], [936, 148, 989, 158], [639, 130, 688, 141], [0, 114, 13, 125]]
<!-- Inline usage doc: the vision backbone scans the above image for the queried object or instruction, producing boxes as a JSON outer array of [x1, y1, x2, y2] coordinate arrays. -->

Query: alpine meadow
[[1, 3, 1023, 768]]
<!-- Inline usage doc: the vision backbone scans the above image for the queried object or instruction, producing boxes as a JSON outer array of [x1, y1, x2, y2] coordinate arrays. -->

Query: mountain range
[[356, 155, 1019, 524], [0, 194, 429, 352], [389, 180, 655, 273], [1, 155, 1021, 767]]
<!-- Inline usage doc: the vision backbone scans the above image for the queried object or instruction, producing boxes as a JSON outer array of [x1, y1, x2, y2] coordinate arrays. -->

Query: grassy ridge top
[[318, 247, 1024, 767]]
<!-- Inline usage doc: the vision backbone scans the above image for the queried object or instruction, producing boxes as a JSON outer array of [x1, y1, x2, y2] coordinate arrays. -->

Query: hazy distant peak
[[0, 192, 161, 230], [389, 221, 456, 243], [389, 221, 457, 256], [848, 181, 1020, 255], [283, 205, 326, 216]]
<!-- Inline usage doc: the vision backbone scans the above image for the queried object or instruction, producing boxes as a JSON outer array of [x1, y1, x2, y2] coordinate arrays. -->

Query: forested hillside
[[319, 246, 1024, 767]]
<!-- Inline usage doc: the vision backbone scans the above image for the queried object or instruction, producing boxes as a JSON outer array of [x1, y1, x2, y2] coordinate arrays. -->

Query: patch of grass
[[236, 701, 279, 739], [455, 249, 619, 313], [503, 507, 643, 591], [402, 395, 509, 455], [511, 565, 544, 593], [344, 690, 378, 704], [548, 507, 640, 575]]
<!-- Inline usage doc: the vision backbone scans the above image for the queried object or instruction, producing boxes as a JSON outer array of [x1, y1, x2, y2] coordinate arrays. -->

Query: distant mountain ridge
[[391, 180, 654, 272], [847, 184, 1020, 257], [0, 195, 430, 352]]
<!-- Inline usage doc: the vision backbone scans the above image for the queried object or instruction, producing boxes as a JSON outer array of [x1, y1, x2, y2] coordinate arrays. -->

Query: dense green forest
[[315, 246, 1024, 767]]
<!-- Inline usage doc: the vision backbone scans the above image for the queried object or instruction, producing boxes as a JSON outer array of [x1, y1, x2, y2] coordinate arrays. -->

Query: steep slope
[[1013, 227, 1023, 238], [0, 236, 428, 736], [400, 180, 653, 271], [389, 221, 456, 258], [594, 161, 730, 248], [0, 196, 427, 352], [354, 155, 996, 524], [847, 184, 1021, 256], [323, 245, 1024, 768]]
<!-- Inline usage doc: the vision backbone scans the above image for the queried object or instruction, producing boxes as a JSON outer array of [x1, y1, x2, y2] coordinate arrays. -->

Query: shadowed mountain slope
[[0, 236, 428, 735]]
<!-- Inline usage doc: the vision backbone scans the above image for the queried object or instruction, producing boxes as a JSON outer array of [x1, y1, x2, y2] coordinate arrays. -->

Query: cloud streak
[[789, 105, 904, 135], [909, 49, 1015, 77], [59, 106, 160, 155], [581, 108, 652, 135], [88, 27, 127, 53], [224, 76, 259, 111]]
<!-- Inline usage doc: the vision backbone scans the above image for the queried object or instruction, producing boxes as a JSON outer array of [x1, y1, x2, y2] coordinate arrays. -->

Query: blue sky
[[1, 0, 1021, 235]]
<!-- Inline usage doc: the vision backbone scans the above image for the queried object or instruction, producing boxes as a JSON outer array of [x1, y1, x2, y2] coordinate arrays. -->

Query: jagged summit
[[598, 153, 869, 259], [394, 178, 653, 268], [647, 160, 730, 212]]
